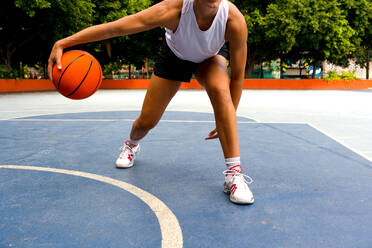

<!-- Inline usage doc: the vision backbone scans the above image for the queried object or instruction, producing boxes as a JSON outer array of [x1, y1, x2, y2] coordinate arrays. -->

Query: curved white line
[[7, 118, 256, 124], [0, 165, 183, 248]]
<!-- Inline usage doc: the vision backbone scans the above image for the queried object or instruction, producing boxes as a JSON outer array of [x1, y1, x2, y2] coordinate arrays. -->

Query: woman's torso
[[164, 0, 229, 63]]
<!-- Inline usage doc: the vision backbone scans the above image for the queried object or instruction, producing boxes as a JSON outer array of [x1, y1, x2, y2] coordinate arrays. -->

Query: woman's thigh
[[194, 55, 229, 90], [139, 75, 181, 124]]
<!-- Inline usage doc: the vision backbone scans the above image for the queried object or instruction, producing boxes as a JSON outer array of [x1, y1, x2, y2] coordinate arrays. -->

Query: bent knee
[[135, 115, 159, 130], [206, 84, 231, 102], [205, 55, 228, 69], [195, 55, 228, 84], [205, 78, 230, 95]]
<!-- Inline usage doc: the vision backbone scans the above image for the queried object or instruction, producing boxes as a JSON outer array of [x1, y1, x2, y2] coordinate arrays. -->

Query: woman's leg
[[116, 75, 181, 168], [130, 75, 181, 141], [195, 55, 239, 158], [195, 55, 254, 204]]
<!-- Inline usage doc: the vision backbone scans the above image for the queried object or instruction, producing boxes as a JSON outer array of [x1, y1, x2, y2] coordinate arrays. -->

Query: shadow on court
[[1, 111, 371, 248]]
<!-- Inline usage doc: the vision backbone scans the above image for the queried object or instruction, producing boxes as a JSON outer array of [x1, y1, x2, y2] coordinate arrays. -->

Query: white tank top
[[165, 0, 229, 63]]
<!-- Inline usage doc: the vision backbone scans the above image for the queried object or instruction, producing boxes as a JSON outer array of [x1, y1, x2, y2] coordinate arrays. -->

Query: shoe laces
[[118, 143, 135, 159], [223, 169, 253, 185]]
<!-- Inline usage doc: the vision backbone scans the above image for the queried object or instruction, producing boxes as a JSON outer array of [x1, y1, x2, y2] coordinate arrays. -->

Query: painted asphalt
[[1, 106, 372, 247]]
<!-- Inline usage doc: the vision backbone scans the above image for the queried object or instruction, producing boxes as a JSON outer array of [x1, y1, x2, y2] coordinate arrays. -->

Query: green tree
[[0, 0, 155, 76], [89, 0, 162, 69], [232, 0, 285, 76], [340, 0, 372, 67], [234, 0, 371, 77], [1, 0, 95, 73], [265, 0, 356, 78]]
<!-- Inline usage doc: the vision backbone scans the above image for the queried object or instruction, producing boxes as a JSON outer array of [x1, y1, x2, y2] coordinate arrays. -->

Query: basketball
[[52, 50, 102, 100]]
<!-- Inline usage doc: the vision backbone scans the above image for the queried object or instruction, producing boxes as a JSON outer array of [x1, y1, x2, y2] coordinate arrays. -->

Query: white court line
[[0, 110, 260, 122], [0, 165, 183, 248], [239, 115, 262, 123], [3, 118, 300, 124], [244, 119, 372, 164], [308, 123, 372, 164], [3, 117, 369, 164], [5, 118, 132, 122]]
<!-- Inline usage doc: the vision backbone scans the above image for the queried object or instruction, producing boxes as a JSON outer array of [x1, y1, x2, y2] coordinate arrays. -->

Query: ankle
[[225, 157, 241, 172], [125, 139, 139, 148]]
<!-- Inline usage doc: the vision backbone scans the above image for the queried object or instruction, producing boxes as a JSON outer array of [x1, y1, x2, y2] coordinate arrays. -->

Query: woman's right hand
[[48, 41, 64, 82]]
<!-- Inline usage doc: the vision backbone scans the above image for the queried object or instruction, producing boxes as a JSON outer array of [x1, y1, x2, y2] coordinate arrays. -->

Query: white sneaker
[[115, 141, 140, 168], [223, 165, 254, 204]]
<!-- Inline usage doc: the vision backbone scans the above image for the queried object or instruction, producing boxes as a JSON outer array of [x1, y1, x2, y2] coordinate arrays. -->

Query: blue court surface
[[1, 110, 372, 248]]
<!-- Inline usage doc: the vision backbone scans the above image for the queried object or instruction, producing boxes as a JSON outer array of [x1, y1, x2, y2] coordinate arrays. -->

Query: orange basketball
[[52, 50, 102, 100]]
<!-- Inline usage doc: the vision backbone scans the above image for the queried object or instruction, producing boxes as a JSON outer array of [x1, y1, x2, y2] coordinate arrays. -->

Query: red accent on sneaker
[[127, 154, 134, 161], [125, 140, 138, 149], [231, 184, 237, 195], [226, 165, 242, 177]]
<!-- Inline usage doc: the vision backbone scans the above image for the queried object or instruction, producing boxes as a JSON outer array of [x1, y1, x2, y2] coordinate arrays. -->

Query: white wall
[[324, 60, 372, 79]]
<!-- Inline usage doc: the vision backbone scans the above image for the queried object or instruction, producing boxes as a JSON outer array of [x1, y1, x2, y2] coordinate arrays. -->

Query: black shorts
[[154, 41, 230, 82]]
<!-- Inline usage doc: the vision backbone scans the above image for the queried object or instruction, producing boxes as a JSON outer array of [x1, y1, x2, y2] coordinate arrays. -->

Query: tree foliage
[[266, 0, 356, 69], [89, 0, 162, 67], [1, 0, 371, 77], [0, 0, 157, 74], [1, 0, 96, 72], [233, 0, 371, 75], [340, 0, 372, 66]]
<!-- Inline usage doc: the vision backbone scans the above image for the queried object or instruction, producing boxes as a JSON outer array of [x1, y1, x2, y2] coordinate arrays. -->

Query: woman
[[48, 0, 254, 204]]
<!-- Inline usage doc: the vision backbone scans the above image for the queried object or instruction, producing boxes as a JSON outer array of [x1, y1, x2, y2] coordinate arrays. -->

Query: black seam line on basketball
[[66, 58, 94, 97], [93, 64, 102, 92], [57, 54, 86, 89]]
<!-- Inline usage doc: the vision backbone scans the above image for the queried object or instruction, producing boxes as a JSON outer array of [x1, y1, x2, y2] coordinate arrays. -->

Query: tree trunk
[[19, 61, 23, 79], [280, 58, 283, 79], [245, 58, 255, 78], [245, 47, 257, 78], [4, 58, 12, 73], [1, 32, 36, 73], [128, 64, 131, 79], [260, 63, 264, 78], [312, 61, 317, 79], [367, 50, 370, 79], [145, 58, 149, 79], [4, 44, 14, 72], [44, 64, 48, 79]]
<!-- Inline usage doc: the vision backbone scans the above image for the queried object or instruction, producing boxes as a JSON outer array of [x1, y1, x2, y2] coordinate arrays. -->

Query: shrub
[[325, 70, 358, 81], [0, 65, 19, 79]]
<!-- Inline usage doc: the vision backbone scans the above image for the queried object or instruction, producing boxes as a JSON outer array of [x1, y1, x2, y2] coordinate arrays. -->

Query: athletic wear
[[225, 157, 240, 168], [165, 0, 229, 63], [128, 138, 139, 146], [154, 41, 229, 82], [223, 165, 254, 204], [154, 0, 230, 82], [116, 141, 141, 168], [119, 0, 250, 205]]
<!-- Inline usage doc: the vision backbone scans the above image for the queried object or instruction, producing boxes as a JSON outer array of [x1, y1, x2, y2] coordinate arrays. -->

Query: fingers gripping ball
[[52, 50, 102, 100]]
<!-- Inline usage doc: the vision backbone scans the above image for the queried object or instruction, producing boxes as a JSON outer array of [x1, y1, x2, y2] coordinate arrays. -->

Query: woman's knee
[[135, 114, 159, 131], [195, 55, 228, 85], [206, 82, 231, 101]]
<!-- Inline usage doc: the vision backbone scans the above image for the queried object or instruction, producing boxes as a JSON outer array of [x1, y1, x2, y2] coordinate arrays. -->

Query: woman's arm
[[205, 4, 247, 140], [225, 3, 248, 110], [48, 0, 181, 80]]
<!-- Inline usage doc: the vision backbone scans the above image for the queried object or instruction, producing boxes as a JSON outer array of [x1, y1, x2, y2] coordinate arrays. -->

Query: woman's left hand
[[205, 128, 218, 140]]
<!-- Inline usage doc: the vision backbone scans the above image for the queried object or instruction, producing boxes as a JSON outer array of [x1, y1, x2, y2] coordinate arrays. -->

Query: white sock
[[225, 157, 241, 171], [127, 138, 139, 146]]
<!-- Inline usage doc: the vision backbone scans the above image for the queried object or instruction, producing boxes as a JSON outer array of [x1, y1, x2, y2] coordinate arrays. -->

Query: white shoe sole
[[115, 146, 141, 169], [116, 162, 134, 169], [223, 182, 254, 205]]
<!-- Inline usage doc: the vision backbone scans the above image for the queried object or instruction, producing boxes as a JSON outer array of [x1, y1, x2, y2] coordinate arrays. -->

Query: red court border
[[1, 79, 372, 92]]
